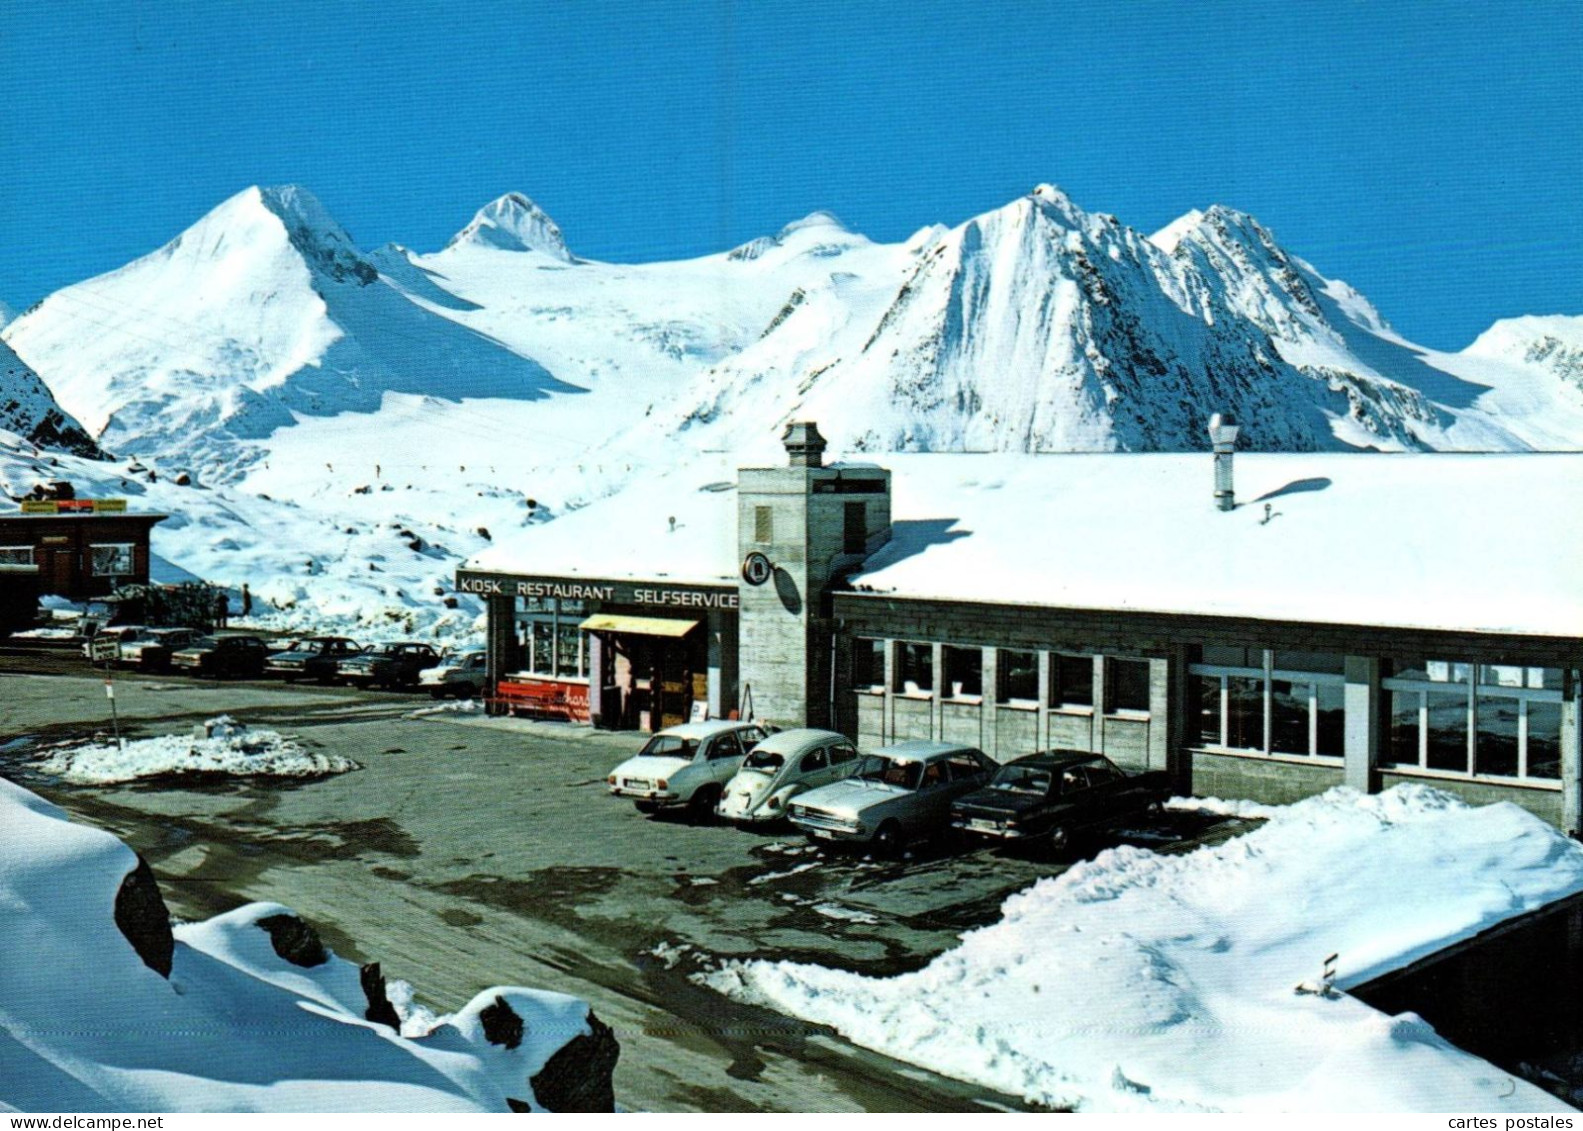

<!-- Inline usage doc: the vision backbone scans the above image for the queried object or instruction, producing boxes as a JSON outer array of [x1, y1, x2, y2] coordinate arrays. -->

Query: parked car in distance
[[336, 642, 441, 689], [81, 624, 151, 660], [788, 740, 997, 854], [265, 636, 362, 683], [171, 635, 270, 679], [121, 627, 200, 672], [418, 649, 488, 699], [606, 721, 771, 819], [717, 728, 860, 824], [950, 751, 1171, 851]]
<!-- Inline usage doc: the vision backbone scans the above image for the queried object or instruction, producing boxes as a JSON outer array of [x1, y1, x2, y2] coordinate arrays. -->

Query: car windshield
[[991, 764, 1054, 794], [744, 748, 785, 772], [857, 756, 921, 790], [637, 735, 700, 759]]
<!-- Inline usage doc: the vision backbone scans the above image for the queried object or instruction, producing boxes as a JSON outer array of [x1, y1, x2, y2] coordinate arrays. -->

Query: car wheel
[[634, 800, 661, 815], [1046, 825, 1071, 854], [429, 688, 445, 700], [872, 820, 906, 858], [687, 784, 722, 826]]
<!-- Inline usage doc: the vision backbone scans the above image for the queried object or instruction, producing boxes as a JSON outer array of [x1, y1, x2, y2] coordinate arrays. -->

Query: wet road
[[0, 649, 1254, 1112]]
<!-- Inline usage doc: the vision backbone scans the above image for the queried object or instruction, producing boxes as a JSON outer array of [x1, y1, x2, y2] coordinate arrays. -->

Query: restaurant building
[[457, 423, 1583, 833]]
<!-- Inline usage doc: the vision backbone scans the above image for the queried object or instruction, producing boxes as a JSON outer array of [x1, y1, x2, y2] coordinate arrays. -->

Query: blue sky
[[1, 0, 1578, 349]]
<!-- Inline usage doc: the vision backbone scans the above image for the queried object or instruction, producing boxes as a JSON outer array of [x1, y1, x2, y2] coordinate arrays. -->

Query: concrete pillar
[[930, 642, 944, 740], [1344, 655, 1381, 793], [881, 638, 895, 745], [1563, 669, 1581, 836], [1163, 647, 1194, 795], [706, 609, 724, 720], [587, 631, 604, 727], [1147, 655, 1173, 773], [1036, 651, 1051, 751], [1091, 654, 1107, 754], [981, 646, 999, 758], [485, 594, 515, 711]]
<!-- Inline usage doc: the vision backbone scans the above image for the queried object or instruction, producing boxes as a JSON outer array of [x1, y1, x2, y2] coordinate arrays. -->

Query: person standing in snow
[[215, 591, 230, 630], [240, 584, 253, 618]]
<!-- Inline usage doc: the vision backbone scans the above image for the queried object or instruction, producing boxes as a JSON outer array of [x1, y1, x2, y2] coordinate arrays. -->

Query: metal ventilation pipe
[[1208, 412, 1240, 511]]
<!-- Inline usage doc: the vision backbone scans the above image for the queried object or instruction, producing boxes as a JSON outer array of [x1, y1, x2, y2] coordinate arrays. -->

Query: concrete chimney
[[1208, 412, 1240, 511], [782, 420, 827, 469]]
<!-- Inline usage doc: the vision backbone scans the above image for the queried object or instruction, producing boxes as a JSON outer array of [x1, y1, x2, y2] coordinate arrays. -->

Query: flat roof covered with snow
[[464, 456, 739, 588], [465, 451, 1583, 639], [855, 452, 1583, 638]]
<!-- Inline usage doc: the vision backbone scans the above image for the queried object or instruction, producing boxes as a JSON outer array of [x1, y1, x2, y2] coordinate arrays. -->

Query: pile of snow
[[704, 785, 1583, 1112], [406, 698, 484, 718], [36, 716, 358, 784], [0, 777, 609, 1111]]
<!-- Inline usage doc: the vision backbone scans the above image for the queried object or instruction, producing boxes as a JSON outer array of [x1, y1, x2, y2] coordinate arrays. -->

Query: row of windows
[[752, 503, 869, 555], [0, 544, 135, 575], [1190, 651, 1568, 783], [852, 641, 1152, 713]]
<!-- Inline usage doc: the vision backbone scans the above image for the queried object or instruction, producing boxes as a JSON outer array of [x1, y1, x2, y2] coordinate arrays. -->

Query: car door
[[827, 741, 859, 786], [707, 730, 743, 785], [1082, 758, 1130, 825], [794, 745, 830, 795]]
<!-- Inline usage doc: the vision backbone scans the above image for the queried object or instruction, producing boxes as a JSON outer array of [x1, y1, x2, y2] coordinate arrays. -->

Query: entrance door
[[42, 547, 76, 596]]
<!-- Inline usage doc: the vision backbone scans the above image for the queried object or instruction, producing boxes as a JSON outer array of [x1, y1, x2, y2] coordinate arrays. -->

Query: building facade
[[0, 509, 167, 600], [459, 425, 1583, 833]]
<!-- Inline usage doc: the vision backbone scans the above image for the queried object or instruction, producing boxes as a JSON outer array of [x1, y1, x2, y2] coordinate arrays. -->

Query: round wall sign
[[741, 551, 773, 586]]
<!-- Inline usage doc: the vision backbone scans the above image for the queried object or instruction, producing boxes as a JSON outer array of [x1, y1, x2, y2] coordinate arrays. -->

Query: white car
[[606, 721, 771, 820], [716, 728, 860, 824], [418, 649, 487, 698], [81, 624, 152, 661]]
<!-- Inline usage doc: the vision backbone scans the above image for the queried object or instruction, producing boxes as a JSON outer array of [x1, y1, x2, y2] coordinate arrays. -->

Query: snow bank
[[704, 785, 1583, 1112], [36, 716, 359, 784], [0, 777, 611, 1112]]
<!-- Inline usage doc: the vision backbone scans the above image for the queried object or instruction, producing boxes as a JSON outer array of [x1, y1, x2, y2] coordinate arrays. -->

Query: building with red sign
[[0, 504, 166, 601]]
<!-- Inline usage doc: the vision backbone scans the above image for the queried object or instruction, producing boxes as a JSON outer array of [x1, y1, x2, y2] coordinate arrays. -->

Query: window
[[895, 642, 933, 695], [89, 544, 134, 577], [946, 750, 988, 779], [852, 638, 886, 693], [1106, 659, 1151, 714], [800, 748, 829, 773], [1382, 657, 1563, 783], [515, 597, 588, 679], [943, 646, 982, 699], [1192, 648, 1345, 758], [997, 650, 1038, 704], [754, 506, 773, 544], [1052, 654, 1094, 709], [0, 546, 33, 566], [843, 502, 866, 554], [830, 742, 858, 764], [710, 732, 741, 761]]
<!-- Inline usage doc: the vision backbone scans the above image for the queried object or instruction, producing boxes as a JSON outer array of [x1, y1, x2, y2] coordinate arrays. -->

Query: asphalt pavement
[[0, 647, 1254, 1112]]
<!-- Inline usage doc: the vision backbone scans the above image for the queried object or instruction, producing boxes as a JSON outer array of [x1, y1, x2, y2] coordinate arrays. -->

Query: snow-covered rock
[[0, 337, 98, 456], [0, 777, 619, 1111]]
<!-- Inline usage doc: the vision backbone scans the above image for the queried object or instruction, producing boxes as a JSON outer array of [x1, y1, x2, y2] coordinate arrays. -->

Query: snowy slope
[[0, 777, 606, 1112], [707, 784, 1583, 1112], [0, 428, 495, 640]]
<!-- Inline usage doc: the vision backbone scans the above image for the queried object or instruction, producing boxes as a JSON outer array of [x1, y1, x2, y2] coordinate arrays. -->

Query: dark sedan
[[336, 642, 441, 689], [171, 635, 270, 679], [265, 636, 362, 683], [950, 751, 1171, 851]]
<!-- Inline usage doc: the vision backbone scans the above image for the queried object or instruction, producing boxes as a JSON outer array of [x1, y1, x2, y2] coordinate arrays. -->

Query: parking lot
[[0, 643, 1255, 1112]]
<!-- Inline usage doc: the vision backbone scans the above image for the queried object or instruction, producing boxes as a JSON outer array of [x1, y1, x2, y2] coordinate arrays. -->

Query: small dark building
[[0, 506, 167, 600]]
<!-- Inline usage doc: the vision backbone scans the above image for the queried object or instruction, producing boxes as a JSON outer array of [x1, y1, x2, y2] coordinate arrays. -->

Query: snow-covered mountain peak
[[1463, 314, 1583, 390], [1149, 209, 1206, 253], [777, 210, 850, 237], [446, 192, 572, 260]]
